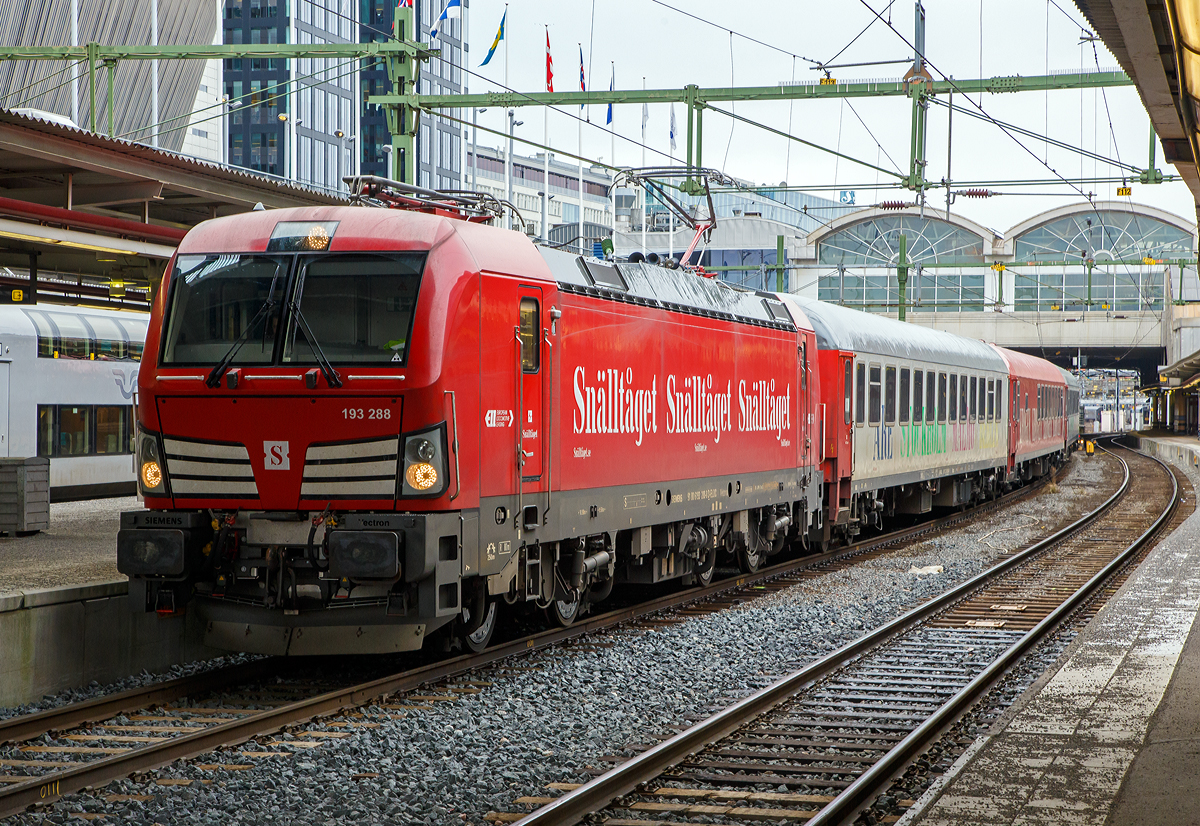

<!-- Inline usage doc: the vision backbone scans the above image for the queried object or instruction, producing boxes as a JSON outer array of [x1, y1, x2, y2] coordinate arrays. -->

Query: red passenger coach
[[990, 344, 1069, 480], [118, 202, 824, 656]]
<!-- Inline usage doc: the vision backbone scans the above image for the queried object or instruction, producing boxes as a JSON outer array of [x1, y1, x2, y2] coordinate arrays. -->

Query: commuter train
[[116, 203, 1078, 656], [0, 305, 147, 499]]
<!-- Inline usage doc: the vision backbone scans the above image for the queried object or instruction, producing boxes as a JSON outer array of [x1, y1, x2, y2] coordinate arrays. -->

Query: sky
[[444, 0, 1197, 233]]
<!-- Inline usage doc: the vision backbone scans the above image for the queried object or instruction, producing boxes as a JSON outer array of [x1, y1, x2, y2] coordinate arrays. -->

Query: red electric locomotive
[[118, 202, 824, 655]]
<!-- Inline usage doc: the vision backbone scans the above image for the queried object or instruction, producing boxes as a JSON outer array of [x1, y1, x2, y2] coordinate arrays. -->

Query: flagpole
[[609, 61, 615, 246], [641, 76, 646, 256], [504, 4, 511, 230], [542, 27, 550, 243], [578, 42, 584, 255]]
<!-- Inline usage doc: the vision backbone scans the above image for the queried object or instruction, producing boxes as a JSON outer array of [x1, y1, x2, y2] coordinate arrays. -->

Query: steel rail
[[0, 658, 281, 747], [808, 443, 1178, 825], [0, 461, 1064, 817], [513, 447, 1135, 826]]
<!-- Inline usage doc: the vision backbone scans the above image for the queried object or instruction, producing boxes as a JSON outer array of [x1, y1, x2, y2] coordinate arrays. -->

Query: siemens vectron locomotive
[[117, 199, 1078, 656]]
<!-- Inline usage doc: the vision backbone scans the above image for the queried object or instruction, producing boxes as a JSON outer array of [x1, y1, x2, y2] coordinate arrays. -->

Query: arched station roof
[[1005, 201, 1196, 262]]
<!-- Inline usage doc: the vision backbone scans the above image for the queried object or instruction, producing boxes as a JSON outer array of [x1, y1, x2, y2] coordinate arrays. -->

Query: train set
[[116, 196, 1080, 656]]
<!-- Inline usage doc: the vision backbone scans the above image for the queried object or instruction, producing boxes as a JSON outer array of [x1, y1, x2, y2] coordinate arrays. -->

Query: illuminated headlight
[[405, 461, 438, 490], [401, 427, 447, 496], [141, 461, 163, 488], [136, 430, 169, 497]]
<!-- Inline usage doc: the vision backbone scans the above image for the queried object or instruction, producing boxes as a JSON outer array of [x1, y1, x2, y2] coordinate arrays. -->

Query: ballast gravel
[[4, 455, 1120, 826]]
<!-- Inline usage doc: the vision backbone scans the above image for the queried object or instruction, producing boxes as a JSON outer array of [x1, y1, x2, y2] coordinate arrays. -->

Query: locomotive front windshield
[[160, 252, 424, 367]]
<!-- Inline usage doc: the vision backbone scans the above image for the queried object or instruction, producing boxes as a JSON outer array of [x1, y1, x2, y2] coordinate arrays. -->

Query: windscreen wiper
[[205, 274, 281, 388], [289, 299, 343, 388]]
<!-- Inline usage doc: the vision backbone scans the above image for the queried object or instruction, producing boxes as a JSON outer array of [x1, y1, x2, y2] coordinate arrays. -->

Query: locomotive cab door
[[480, 277, 549, 553]]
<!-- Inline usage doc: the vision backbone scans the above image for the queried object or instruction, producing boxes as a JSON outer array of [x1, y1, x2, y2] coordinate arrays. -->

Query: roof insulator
[[958, 189, 995, 198], [877, 201, 911, 210]]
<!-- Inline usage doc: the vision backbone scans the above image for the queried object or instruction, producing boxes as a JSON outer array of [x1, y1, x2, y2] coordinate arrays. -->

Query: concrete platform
[[900, 434, 1200, 826], [0, 496, 219, 708]]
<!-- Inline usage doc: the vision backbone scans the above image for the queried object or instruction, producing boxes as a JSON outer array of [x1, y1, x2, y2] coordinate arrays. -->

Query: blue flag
[[480, 9, 506, 66], [606, 66, 614, 126]]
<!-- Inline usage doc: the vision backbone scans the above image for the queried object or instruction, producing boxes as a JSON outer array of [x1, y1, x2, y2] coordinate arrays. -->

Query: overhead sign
[[1117, 186, 1132, 197], [0, 287, 35, 304], [839, 191, 856, 205]]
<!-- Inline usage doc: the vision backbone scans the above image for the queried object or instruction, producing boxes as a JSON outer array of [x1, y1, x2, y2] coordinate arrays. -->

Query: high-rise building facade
[[223, 0, 357, 188], [223, 0, 462, 192], [359, 0, 464, 189]]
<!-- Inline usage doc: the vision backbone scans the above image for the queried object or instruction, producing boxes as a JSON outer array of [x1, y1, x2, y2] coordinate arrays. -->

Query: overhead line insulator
[[957, 189, 995, 198], [877, 201, 911, 210]]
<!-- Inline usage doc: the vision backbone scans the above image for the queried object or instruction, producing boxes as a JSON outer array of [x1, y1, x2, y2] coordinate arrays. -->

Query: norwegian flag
[[578, 45, 586, 109], [546, 30, 554, 93]]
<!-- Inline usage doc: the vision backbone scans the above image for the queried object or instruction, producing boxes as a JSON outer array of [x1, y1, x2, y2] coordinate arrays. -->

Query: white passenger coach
[[1, 305, 148, 498]]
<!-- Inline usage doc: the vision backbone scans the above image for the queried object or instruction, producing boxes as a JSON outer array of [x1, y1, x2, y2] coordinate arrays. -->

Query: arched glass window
[[818, 215, 985, 266], [1014, 210, 1193, 261], [1012, 211, 1192, 312], [817, 216, 986, 312]]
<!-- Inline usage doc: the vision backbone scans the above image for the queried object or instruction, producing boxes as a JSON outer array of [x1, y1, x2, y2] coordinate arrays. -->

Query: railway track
[[0, 459, 1083, 819], [498, 441, 1182, 826]]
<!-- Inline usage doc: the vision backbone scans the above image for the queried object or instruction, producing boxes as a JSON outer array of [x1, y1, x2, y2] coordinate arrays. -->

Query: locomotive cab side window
[[884, 366, 896, 424], [519, 298, 540, 373], [899, 368, 910, 424], [856, 363, 866, 425], [912, 370, 924, 423], [868, 365, 882, 426]]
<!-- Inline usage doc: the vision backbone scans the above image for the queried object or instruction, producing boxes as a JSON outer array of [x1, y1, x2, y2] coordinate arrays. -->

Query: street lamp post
[[471, 107, 486, 190], [506, 111, 523, 230]]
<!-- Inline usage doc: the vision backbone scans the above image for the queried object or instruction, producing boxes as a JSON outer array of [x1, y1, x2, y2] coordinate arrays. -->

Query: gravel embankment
[[3, 455, 1116, 826]]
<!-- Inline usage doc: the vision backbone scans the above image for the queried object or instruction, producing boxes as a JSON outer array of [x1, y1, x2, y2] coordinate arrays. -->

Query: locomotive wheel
[[548, 591, 582, 627], [737, 543, 763, 574], [462, 598, 498, 653]]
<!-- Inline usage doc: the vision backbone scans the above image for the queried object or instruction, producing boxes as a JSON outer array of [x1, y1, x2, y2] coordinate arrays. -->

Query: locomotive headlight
[[141, 460, 163, 489], [401, 426, 447, 497], [405, 461, 438, 490], [136, 429, 169, 497]]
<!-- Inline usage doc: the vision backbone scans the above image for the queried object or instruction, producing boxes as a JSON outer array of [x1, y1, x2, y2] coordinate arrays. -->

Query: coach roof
[[782, 296, 1007, 372]]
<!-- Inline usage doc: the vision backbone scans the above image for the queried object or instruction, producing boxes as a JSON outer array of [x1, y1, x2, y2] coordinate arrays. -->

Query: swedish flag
[[480, 10, 506, 66]]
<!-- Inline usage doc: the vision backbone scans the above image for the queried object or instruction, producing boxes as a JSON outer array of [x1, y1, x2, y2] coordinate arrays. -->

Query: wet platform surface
[[0, 496, 133, 596]]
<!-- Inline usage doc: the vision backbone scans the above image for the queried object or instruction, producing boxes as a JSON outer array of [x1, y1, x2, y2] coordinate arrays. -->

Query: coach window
[[868, 365, 882, 426], [899, 368, 911, 424], [37, 408, 54, 458], [844, 360, 853, 425], [987, 379, 995, 421], [884, 366, 897, 424], [57, 406, 91, 456], [801, 341, 808, 389], [96, 407, 131, 454], [927, 372, 936, 423], [912, 370, 924, 423], [977, 377, 985, 422], [856, 363, 866, 425], [937, 373, 948, 423], [1012, 380, 1019, 421], [969, 376, 977, 422], [959, 374, 969, 422], [948, 374, 958, 421]]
